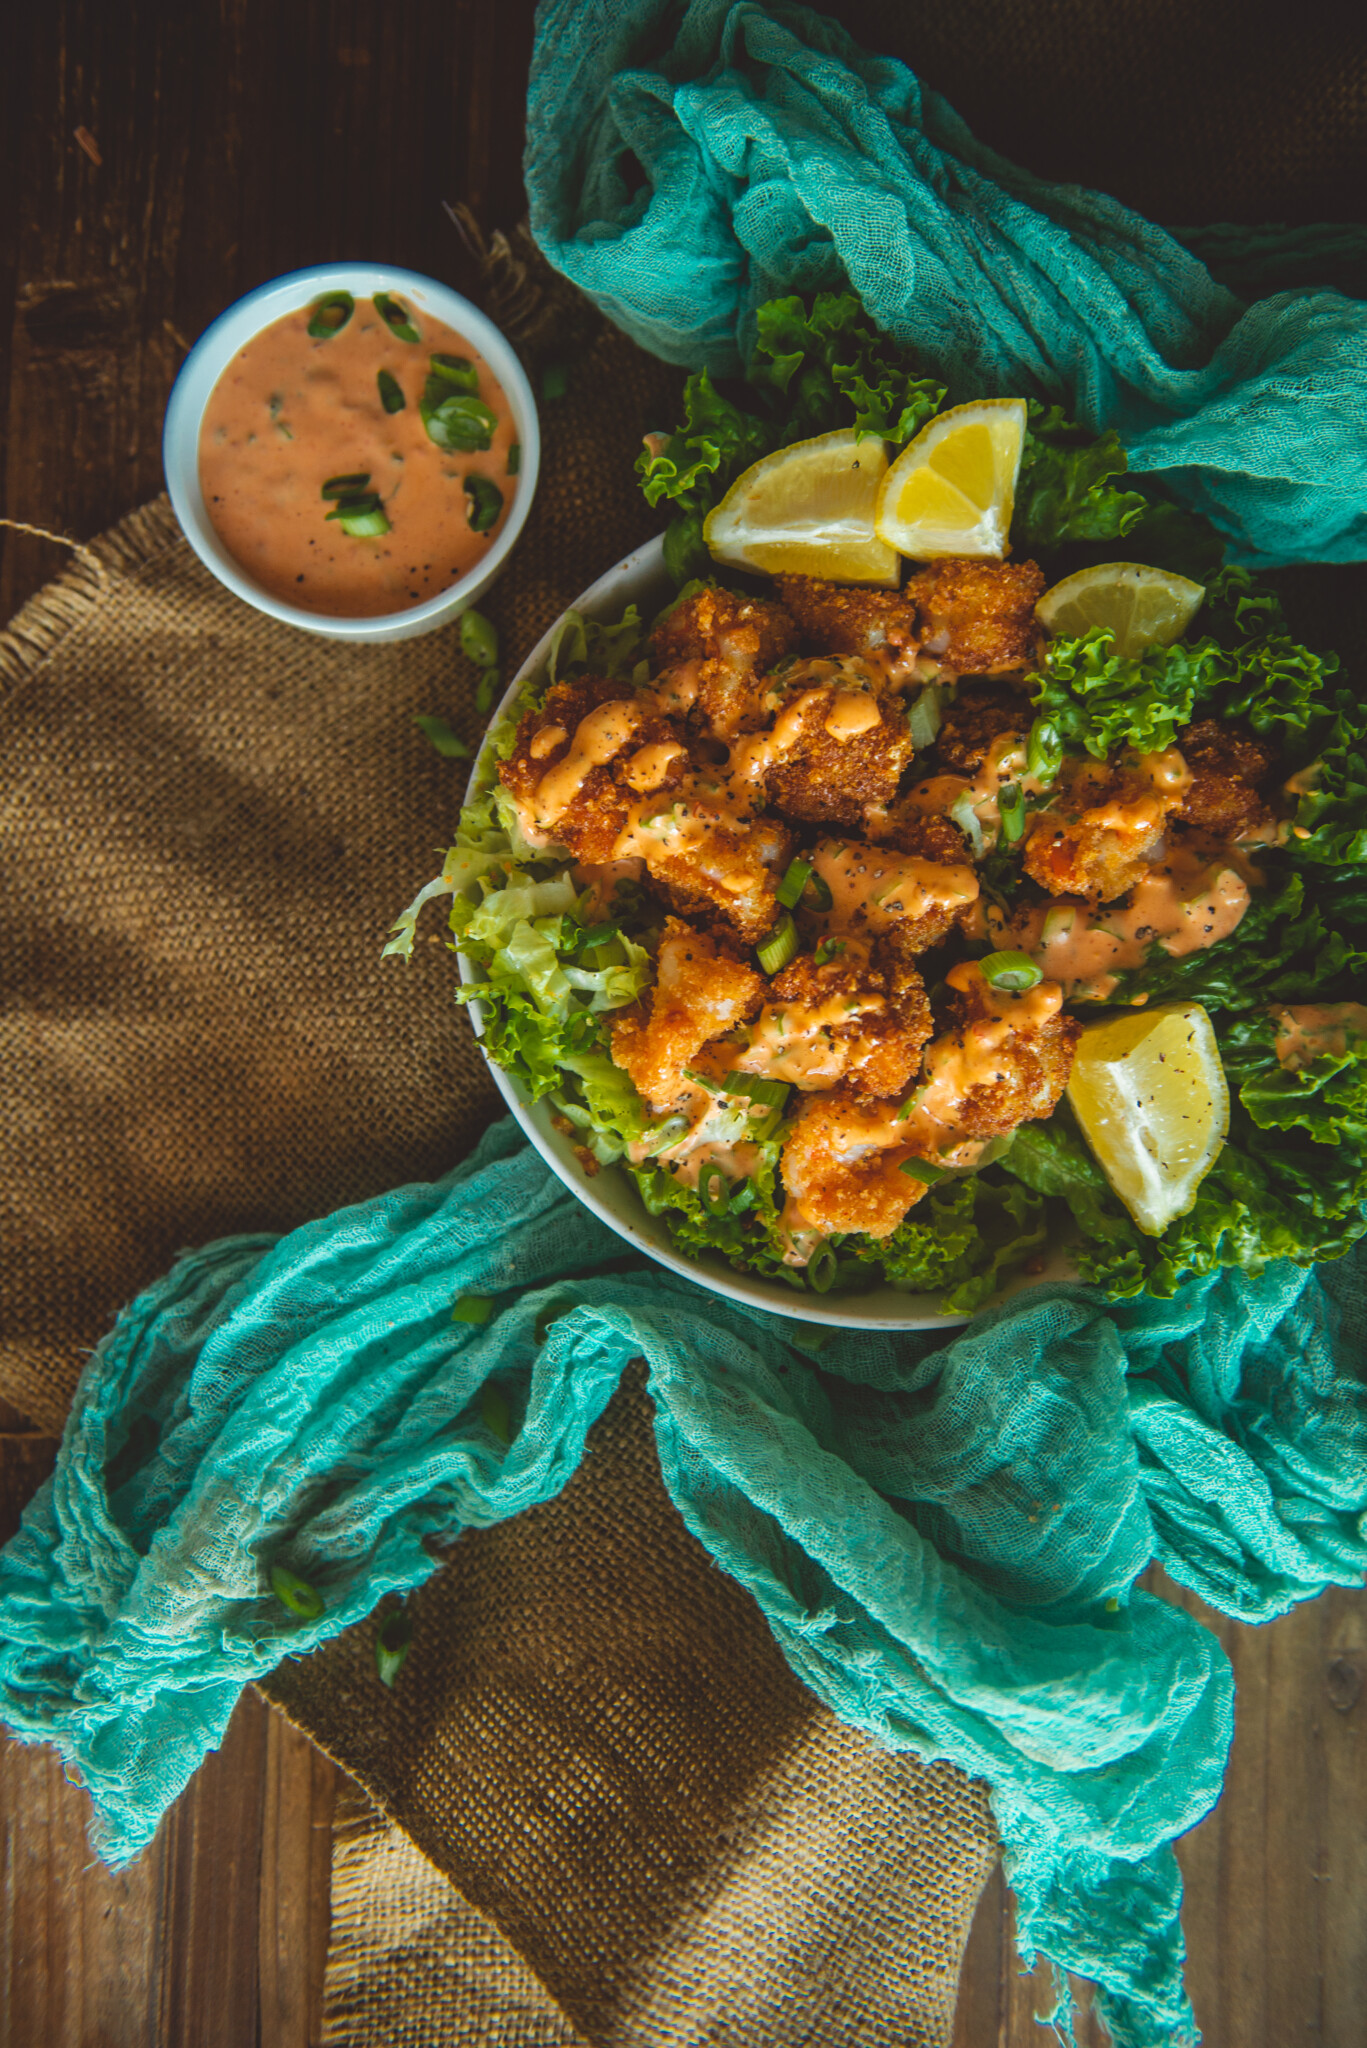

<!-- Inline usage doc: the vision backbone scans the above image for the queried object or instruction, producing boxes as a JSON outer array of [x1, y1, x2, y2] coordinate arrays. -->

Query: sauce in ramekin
[[198, 290, 519, 616]]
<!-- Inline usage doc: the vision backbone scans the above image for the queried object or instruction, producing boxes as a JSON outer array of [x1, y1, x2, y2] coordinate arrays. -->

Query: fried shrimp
[[726, 935, 933, 1101], [610, 918, 763, 1113], [933, 685, 1031, 777], [501, 673, 688, 860], [778, 960, 1077, 1241], [754, 663, 916, 829], [1023, 750, 1189, 901], [772, 574, 921, 672], [1178, 718, 1277, 840], [906, 557, 1045, 674], [649, 586, 798, 738]]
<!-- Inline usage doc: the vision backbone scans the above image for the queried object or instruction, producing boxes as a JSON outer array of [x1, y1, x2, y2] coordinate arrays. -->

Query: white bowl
[[163, 262, 539, 643], [459, 535, 1074, 1331]]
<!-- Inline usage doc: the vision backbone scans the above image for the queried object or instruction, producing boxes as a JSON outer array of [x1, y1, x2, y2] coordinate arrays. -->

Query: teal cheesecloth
[[2, 7, 1366, 2047], [525, 0, 1367, 569]]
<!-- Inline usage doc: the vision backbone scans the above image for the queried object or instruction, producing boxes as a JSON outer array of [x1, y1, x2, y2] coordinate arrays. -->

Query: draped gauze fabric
[[526, 0, 1367, 566], [2, 1125, 1364, 2048]]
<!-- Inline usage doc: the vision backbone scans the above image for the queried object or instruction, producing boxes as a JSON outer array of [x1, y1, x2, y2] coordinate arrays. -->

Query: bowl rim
[[455, 533, 1075, 1330], [162, 261, 540, 642]]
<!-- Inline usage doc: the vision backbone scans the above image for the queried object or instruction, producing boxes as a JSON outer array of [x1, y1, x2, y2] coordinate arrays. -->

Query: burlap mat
[[292, 1368, 995, 2048], [0, 246, 998, 2042]]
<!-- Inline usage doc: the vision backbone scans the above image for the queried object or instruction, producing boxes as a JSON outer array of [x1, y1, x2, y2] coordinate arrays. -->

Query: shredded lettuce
[[632, 1137, 794, 1281]]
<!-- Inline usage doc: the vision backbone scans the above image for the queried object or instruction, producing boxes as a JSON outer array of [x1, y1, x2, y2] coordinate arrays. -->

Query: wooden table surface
[[2, 6, 1364, 2044]]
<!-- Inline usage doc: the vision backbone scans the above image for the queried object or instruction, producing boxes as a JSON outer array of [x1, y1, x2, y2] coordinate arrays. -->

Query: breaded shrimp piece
[[918, 961, 1079, 1140], [781, 1088, 933, 1240], [879, 806, 973, 868], [778, 960, 1077, 1241], [906, 558, 1045, 675], [636, 807, 793, 947], [772, 574, 921, 672], [500, 673, 688, 858], [746, 663, 916, 829], [1023, 752, 1187, 902], [809, 838, 979, 953], [610, 918, 763, 1114], [1178, 718, 1276, 840], [933, 685, 1031, 777], [649, 586, 797, 739], [726, 936, 933, 1101]]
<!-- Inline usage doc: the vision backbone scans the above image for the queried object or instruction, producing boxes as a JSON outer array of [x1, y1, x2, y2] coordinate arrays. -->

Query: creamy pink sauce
[[989, 850, 1251, 1001], [198, 297, 518, 616], [1271, 1002, 1367, 1070]]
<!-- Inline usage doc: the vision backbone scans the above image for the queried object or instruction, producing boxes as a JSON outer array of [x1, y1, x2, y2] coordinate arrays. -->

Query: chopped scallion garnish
[[428, 352, 479, 392], [377, 369, 406, 414], [416, 715, 472, 759], [475, 671, 498, 714], [321, 472, 371, 497], [507, 442, 521, 475], [307, 292, 354, 339], [421, 383, 497, 451], [375, 1607, 413, 1688], [757, 913, 798, 975], [808, 1243, 837, 1292], [480, 1381, 512, 1442], [776, 857, 813, 910], [459, 608, 499, 669], [465, 474, 503, 532], [980, 950, 1043, 993], [899, 1156, 950, 1184], [1027, 718, 1062, 785], [700, 1165, 730, 1217], [373, 292, 420, 343], [998, 781, 1027, 843], [741, 1076, 790, 1111], [452, 1294, 493, 1323], [813, 937, 845, 967], [270, 1563, 324, 1619], [907, 684, 942, 750]]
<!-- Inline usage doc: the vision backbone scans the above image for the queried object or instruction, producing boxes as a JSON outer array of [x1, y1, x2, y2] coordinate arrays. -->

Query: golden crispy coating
[[760, 670, 915, 829], [643, 809, 793, 947], [1023, 756, 1183, 902], [1178, 718, 1276, 840], [500, 674, 688, 861], [650, 586, 798, 739], [921, 961, 1079, 1140], [934, 685, 1031, 777], [772, 574, 921, 665], [780, 1088, 931, 1240], [880, 806, 973, 869], [725, 936, 933, 1103], [611, 919, 763, 1113], [906, 557, 1045, 674]]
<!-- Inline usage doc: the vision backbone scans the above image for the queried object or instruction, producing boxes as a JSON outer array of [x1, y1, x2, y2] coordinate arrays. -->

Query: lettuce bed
[[389, 292, 1367, 1309]]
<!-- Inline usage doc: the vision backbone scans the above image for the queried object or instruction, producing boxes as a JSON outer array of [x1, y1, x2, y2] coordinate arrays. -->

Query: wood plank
[[257, 1707, 338, 2048]]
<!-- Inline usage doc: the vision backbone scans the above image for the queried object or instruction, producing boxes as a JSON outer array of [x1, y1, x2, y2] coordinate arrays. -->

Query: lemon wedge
[[1067, 1002, 1229, 1236], [703, 429, 899, 585], [1036, 562, 1206, 657], [874, 399, 1026, 559]]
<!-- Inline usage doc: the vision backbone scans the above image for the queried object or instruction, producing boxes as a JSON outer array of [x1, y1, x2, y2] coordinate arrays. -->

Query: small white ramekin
[[162, 262, 539, 643]]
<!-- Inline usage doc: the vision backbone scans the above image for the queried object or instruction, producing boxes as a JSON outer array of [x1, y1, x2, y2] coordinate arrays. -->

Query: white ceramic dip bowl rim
[[457, 533, 1075, 1331], [162, 261, 539, 644]]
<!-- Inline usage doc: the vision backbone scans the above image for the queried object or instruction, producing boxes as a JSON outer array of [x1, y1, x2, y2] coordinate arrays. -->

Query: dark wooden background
[[2, 3, 1364, 2043]]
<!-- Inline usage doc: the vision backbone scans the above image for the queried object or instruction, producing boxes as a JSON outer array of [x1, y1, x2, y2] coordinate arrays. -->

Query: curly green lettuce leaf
[[636, 370, 770, 584], [1011, 403, 1146, 552], [1028, 628, 1228, 761], [1290, 693, 1367, 865], [750, 292, 945, 444], [1221, 1009, 1367, 1148], [631, 1136, 793, 1281], [544, 604, 648, 688], [843, 1172, 1048, 1313]]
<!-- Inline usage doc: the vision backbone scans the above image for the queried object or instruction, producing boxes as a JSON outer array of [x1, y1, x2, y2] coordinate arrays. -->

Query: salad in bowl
[[390, 294, 1366, 1319]]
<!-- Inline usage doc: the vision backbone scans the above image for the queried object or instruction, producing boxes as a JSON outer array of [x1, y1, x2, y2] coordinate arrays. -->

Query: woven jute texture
[[0, 252, 998, 2042], [280, 1367, 996, 2048]]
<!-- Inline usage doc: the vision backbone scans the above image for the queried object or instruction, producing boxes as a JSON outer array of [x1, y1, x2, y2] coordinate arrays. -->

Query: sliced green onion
[[776, 857, 813, 910], [1027, 718, 1062, 784], [900, 1156, 951, 1184], [270, 1563, 324, 1619], [459, 608, 499, 669], [805, 869, 834, 911], [373, 292, 420, 343], [908, 684, 942, 750], [321, 472, 371, 497], [480, 1381, 512, 1442], [700, 1165, 730, 1216], [336, 504, 391, 537], [781, 1317, 829, 1353], [307, 292, 353, 339], [729, 1179, 756, 1214], [507, 442, 521, 475], [808, 1243, 838, 1292], [542, 362, 568, 401], [681, 1066, 725, 1095], [998, 781, 1027, 843], [741, 1076, 790, 1111], [757, 914, 798, 975], [1041, 906, 1077, 945], [451, 1293, 493, 1323], [417, 715, 472, 760], [747, 1108, 783, 1142], [376, 1607, 413, 1687], [421, 386, 497, 451], [980, 949, 1043, 993], [895, 1083, 929, 1122], [465, 474, 503, 533], [377, 369, 406, 414], [475, 670, 498, 714], [813, 937, 845, 967], [948, 791, 986, 858], [427, 351, 478, 392]]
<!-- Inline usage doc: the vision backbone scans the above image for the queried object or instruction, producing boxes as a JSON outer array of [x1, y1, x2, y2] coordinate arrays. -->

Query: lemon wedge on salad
[[1036, 562, 1206, 657], [703, 429, 899, 585], [874, 398, 1026, 559], [1067, 1002, 1229, 1236]]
